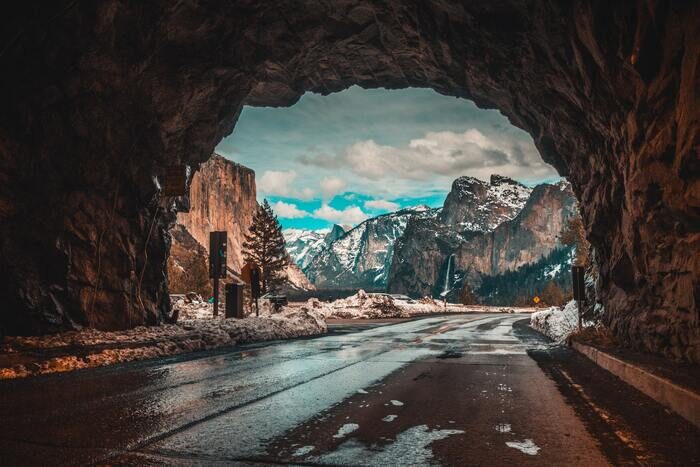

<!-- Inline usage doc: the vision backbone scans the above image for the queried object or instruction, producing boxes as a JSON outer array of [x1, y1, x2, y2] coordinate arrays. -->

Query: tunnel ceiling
[[0, 1, 698, 361]]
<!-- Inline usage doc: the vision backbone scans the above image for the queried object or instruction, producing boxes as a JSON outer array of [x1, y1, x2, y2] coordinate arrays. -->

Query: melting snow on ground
[[530, 299, 590, 342], [292, 445, 315, 457], [506, 439, 540, 455], [495, 423, 511, 433], [290, 290, 534, 320], [390, 399, 404, 406], [382, 415, 398, 422], [0, 303, 326, 379], [333, 423, 360, 439], [312, 424, 464, 465]]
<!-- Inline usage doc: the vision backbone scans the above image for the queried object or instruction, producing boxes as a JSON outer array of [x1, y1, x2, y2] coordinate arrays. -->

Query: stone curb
[[572, 341, 700, 428]]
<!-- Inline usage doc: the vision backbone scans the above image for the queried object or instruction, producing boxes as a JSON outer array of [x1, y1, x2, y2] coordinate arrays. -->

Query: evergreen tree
[[242, 199, 289, 293]]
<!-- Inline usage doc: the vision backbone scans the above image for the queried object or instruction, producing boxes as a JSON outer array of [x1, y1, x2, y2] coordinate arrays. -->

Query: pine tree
[[242, 199, 289, 293]]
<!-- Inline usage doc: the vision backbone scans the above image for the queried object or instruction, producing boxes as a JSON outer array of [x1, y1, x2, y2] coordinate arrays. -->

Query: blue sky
[[215, 86, 559, 230]]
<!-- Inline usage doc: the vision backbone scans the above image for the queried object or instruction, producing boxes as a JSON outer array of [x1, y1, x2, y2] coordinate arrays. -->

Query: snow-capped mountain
[[388, 179, 577, 303], [284, 224, 347, 269], [439, 174, 532, 232], [303, 205, 438, 290]]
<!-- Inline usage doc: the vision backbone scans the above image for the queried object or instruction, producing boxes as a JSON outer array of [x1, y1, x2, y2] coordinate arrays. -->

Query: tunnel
[[0, 1, 697, 362]]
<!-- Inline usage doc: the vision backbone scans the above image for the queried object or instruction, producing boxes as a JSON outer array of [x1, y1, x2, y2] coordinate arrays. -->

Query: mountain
[[168, 154, 314, 294], [176, 154, 257, 271], [284, 224, 348, 269], [439, 175, 532, 231], [387, 179, 577, 303], [303, 205, 437, 290]]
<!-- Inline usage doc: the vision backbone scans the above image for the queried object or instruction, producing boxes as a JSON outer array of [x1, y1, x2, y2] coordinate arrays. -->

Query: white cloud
[[364, 199, 399, 212], [259, 170, 314, 200], [313, 204, 368, 225], [299, 129, 557, 187], [272, 201, 309, 219], [320, 176, 347, 200]]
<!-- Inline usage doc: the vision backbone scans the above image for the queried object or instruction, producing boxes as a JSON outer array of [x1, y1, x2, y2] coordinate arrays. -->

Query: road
[[0, 313, 697, 466]]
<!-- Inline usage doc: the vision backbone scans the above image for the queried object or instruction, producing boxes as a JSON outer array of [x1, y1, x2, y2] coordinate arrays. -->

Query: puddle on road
[[311, 425, 464, 466]]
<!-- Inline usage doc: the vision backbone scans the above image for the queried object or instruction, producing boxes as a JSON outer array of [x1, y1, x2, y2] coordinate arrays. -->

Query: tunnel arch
[[0, 1, 697, 361]]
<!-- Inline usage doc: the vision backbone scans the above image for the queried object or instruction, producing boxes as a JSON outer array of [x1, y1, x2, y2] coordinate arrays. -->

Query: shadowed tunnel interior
[[0, 1, 697, 361]]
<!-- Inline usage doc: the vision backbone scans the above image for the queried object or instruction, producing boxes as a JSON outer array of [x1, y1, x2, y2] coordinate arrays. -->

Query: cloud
[[298, 129, 556, 185], [320, 176, 347, 200], [272, 201, 309, 219], [312, 204, 368, 225], [364, 199, 399, 212], [342, 129, 530, 180], [259, 170, 314, 200]]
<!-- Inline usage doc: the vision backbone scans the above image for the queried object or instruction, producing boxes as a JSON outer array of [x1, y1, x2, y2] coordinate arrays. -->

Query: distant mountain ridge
[[288, 205, 436, 290], [285, 174, 577, 305]]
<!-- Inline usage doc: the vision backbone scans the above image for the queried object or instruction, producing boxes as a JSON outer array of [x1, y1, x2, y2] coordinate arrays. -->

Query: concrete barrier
[[572, 341, 700, 428]]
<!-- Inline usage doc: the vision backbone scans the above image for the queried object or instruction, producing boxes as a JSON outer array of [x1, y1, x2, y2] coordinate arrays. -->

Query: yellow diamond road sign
[[532, 296, 541, 304]]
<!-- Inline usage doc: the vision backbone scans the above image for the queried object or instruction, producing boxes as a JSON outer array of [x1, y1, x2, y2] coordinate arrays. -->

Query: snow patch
[[390, 400, 404, 406], [530, 299, 590, 342], [313, 425, 464, 465], [292, 445, 315, 457], [333, 423, 360, 439], [0, 308, 327, 379], [382, 415, 398, 422], [506, 439, 540, 455], [495, 423, 511, 433]]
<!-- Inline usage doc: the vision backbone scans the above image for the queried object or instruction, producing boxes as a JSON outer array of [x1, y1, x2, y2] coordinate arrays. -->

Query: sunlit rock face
[[177, 154, 256, 272], [0, 2, 697, 360]]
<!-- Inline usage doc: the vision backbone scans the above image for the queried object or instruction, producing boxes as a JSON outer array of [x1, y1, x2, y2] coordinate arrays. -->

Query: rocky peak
[[439, 175, 531, 232], [325, 224, 348, 243], [490, 174, 519, 186]]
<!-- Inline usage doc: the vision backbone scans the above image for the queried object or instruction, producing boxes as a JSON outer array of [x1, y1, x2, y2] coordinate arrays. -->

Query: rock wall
[[388, 182, 577, 300], [0, 2, 697, 360], [167, 224, 211, 297], [176, 154, 256, 272]]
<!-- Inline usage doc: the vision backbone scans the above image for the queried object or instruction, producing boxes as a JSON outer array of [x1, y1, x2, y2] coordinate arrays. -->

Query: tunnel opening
[[0, 1, 697, 362], [168, 86, 581, 311]]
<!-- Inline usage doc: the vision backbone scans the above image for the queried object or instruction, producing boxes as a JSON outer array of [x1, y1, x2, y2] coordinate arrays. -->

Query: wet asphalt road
[[1, 313, 698, 466]]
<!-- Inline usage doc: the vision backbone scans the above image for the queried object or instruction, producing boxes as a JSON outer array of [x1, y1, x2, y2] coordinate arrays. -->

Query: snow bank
[[291, 290, 534, 320], [0, 308, 326, 380], [530, 300, 583, 342]]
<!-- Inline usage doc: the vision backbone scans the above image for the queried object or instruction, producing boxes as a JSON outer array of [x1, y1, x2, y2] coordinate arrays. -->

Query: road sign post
[[571, 266, 586, 330], [209, 231, 228, 317]]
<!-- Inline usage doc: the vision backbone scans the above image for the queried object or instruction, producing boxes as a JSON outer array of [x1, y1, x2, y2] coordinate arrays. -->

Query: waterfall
[[440, 254, 455, 297]]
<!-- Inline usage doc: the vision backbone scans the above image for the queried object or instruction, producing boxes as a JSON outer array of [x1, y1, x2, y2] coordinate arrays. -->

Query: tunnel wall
[[0, 1, 697, 360]]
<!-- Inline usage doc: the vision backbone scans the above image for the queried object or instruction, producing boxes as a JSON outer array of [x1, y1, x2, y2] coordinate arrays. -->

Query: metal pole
[[577, 298, 582, 331], [213, 277, 219, 317], [255, 297, 259, 317]]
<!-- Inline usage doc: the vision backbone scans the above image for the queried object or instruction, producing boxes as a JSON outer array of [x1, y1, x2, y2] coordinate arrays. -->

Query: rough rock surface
[[439, 175, 532, 232], [167, 224, 212, 297], [304, 206, 437, 290], [0, 2, 697, 360], [177, 154, 256, 272], [388, 181, 577, 301]]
